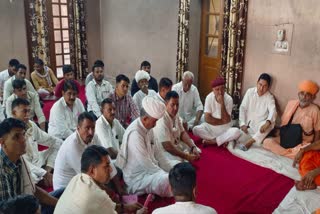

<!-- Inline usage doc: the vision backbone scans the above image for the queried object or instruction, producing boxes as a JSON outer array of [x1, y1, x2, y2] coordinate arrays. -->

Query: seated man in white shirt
[[53, 112, 124, 195], [3, 64, 37, 105], [0, 59, 19, 102], [193, 77, 240, 146], [11, 98, 63, 187], [54, 145, 146, 214], [153, 162, 217, 214], [6, 79, 46, 131], [96, 98, 125, 160], [172, 71, 203, 131], [86, 63, 113, 118], [48, 80, 85, 140], [116, 96, 174, 197], [85, 60, 108, 85], [238, 73, 277, 150], [133, 70, 157, 110], [153, 91, 200, 165], [155, 78, 173, 104]]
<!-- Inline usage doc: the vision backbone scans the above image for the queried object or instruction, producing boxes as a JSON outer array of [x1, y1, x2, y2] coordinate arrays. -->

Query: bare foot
[[295, 180, 317, 191], [202, 139, 217, 147], [244, 138, 256, 150]]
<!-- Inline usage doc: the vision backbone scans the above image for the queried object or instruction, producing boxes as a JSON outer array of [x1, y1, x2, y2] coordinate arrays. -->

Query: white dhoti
[[193, 122, 240, 146], [125, 170, 171, 197], [237, 121, 274, 145], [37, 88, 50, 98]]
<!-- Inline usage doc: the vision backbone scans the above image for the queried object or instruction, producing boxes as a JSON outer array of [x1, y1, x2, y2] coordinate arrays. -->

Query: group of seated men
[[0, 56, 320, 213]]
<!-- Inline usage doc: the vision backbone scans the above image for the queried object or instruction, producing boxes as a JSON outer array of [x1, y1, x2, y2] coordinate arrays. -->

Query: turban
[[142, 96, 165, 119], [135, 70, 150, 83], [211, 77, 225, 88], [298, 80, 319, 95]]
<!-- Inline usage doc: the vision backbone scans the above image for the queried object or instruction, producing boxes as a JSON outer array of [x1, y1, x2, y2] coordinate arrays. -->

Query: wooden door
[[198, 0, 224, 100]]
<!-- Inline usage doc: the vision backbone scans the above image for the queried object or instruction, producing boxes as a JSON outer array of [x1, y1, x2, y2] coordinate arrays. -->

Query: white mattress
[[227, 143, 300, 180], [226, 143, 320, 213]]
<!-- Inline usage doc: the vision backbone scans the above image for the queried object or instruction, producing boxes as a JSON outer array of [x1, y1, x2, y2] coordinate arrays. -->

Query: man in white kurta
[[3, 64, 37, 105], [86, 64, 113, 118], [95, 98, 125, 160], [154, 77, 173, 104], [193, 77, 240, 146], [133, 70, 157, 110], [153, 91, 201, 166], [6, 79, 46, 130], [48, 81, 85, 140], [11, 99, 62, 184], [53, 112, 117, 190], [116, 96, 174, 197], [172, 71, 203, 131], [0, 59, 19, 103], [238, 73, 277, 150]]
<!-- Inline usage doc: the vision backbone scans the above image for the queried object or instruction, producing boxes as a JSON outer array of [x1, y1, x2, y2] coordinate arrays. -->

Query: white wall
[[100, 0, 179, 84]]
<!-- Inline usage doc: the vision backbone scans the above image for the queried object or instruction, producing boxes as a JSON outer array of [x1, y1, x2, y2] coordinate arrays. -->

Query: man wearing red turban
[[193, 77, 240, 146]]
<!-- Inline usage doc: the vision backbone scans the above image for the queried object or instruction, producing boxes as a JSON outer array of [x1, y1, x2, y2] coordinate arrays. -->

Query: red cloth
[[54, 79, 81, 98], [211, 77, 225, 88], [299, 150, 320, 186]]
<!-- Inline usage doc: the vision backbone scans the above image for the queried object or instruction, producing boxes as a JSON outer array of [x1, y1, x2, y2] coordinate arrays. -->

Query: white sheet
[[226, 143, 320, 213], [273, 186, 320, 214], [227, 143, 300, 180]]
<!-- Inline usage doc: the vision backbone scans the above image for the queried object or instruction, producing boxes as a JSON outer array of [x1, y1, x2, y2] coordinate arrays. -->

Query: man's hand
[[124, 202, 144, 213], [240, 125, 249, 134], [185, 153, 200, 162], [192, 119, 200, 129], [260, 121, 271, 133], [137, 207, 148, 214], [216, 94, 224, 105], [42, 172, 53, 187], [302, 170, 318, 189], [191, 147, 200, 157], [183, 122, 188, 132], [293, 149, 305, 167], [39, 122, 46, 131]]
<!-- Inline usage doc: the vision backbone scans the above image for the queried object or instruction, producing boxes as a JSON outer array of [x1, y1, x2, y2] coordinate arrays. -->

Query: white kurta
[[0, 69, 10, 101], [86, 79, 113, 117], [172, 82, 204, 128], [154, 92, 165, 104], [193, 92, 240, 146], [24, 120, 62, 182], [133, 89, 157, 110], [116, 118, 173, 197], [152, 201, 217, 214], [53, 132, 117, 190], [48, 97, 85, 140], [153, 111, 187, 165], [3, 76, 37, 105], [54, 173, 117, 214], [238, 87, 277, 144], [6, 91, 46, 124], [95, 115, 125, 153]]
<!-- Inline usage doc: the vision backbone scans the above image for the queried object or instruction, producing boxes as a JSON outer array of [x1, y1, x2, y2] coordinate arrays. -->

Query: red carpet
[[41, 89, 294, 213]]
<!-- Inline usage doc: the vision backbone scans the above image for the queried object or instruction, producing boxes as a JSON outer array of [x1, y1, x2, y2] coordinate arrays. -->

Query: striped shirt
[[0, 149, 22, 201], [108, 91, 140, 128]]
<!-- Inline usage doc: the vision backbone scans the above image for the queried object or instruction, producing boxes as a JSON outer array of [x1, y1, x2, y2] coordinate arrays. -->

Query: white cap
[[135, 70, 150, 83], [142, 96, 165, 119]]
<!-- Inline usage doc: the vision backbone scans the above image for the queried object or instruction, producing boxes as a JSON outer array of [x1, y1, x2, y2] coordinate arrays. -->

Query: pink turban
[[298, 80, 319, 95], [211, 77, 225, 88]]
